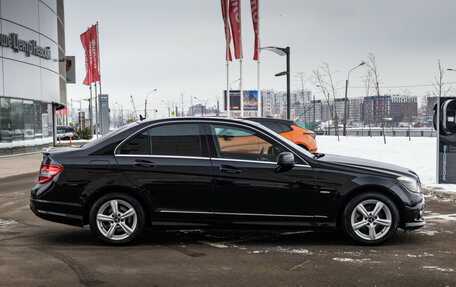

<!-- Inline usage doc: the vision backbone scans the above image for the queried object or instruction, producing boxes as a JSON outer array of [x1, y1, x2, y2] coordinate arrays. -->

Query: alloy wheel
[[350, 199, 392, 241], [96, 199, 138, 241]]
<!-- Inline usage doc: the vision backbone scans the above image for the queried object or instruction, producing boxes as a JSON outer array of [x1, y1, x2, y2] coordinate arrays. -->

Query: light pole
[[262, 46, 291, 119], [343, 61, 365, 136], [144, 89, 157, 119], [230, 78, 241, 90]]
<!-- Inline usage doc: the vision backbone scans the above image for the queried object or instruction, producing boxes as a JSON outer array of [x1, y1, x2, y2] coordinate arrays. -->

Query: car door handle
[[134, 159, 156, 168], [219, 165, 242, 174]]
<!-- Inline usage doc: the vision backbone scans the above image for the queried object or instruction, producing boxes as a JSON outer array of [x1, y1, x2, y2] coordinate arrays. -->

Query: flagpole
[[94, 81, 98, 138], [257, 0, 261, 117], [96, 22, 101, 137], [96, 22, 102, 95], [226, 0, 231, 118], [239, 0, 243, 118]]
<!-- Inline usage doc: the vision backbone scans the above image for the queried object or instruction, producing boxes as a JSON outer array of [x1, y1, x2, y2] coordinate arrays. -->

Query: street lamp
[[343, 61, 365, 136], [230, 78, 241, 90], [447, 69, 456, 72], [262, 46, 291, 119], [144, 89, 157, 119]]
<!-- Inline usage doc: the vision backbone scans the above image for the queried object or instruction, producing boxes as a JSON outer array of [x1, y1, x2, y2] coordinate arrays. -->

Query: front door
[[206, 123, 318, 224]]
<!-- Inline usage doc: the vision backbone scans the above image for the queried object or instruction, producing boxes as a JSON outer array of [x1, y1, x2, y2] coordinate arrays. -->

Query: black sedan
[[30, 118, 425, 245]]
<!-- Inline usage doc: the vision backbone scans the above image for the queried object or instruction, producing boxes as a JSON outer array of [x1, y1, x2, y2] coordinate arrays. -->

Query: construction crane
[[130, 95, 138, 120]]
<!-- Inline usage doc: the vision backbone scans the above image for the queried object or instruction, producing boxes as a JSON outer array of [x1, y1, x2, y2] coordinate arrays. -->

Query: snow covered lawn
[[316, 136, 437, 185]]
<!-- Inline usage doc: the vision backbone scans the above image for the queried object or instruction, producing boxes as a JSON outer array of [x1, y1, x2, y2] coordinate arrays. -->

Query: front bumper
[[402, 194, 425, 230]]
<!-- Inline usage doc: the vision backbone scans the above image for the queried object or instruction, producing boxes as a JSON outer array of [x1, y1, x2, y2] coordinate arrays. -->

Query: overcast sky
[[65, 0, 456, 116]]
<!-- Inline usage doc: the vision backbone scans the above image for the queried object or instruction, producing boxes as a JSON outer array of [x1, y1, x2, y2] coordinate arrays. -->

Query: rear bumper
[[30, 198, 83, 227]]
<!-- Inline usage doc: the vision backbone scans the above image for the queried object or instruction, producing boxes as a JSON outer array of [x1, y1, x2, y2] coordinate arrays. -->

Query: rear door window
[[119, 123, 202, 157], [149, 124, 202, 157]]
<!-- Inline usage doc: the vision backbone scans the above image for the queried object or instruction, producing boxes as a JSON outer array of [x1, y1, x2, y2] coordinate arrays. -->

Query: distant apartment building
[[362, 96, 391, 124], [390, 95, 418, 123], [349, 98, 363, 123], [261, 89, 312, 119]]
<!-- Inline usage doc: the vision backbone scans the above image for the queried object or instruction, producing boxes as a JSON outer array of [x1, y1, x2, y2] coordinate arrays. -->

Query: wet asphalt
[[0, 174, 455, 287]]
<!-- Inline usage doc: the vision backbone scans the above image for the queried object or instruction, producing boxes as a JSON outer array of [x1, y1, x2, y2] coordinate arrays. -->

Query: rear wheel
[[343, 192, 399, 245], [89, 193, 145, 244]]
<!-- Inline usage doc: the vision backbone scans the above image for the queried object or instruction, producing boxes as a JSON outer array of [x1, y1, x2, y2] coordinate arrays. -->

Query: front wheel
[[343, 192, 399, 245], [89, 193, 145, 244]]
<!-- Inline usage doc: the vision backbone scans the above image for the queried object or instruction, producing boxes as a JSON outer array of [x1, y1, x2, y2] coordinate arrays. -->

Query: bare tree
[[319, 63, 340, 141], [401, 89, 413, 141], [313, 68, 334, 136], [362, 70, 373, 137], [432, 59, 451, 99], [367, 53, 386, 143]]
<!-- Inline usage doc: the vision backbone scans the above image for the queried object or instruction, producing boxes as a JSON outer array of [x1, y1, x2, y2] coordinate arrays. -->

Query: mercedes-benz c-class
[[30, 118, 425, 245]]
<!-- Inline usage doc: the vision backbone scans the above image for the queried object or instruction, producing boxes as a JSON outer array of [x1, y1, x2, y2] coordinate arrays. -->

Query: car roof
[[246, 117, 295, 126]]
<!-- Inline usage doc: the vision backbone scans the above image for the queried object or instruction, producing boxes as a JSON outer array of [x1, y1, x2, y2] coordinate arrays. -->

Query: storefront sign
[[0, 33, 51, 60]]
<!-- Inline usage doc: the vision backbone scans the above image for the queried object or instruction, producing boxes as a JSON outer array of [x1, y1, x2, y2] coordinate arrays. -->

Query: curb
[[0, 172, 38, 183], [422, 187, 456, 201]]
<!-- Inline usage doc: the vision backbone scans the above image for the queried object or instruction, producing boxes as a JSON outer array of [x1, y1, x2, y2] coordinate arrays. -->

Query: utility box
[[434, 97, 456, 183], [99, 94, 110, 136]]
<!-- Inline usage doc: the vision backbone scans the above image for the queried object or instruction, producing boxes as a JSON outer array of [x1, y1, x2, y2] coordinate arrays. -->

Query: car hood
[[317, 154, 419, 179]]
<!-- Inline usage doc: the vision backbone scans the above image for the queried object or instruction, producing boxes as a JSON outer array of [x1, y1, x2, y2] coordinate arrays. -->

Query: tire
[[89, 192, 145, 245], [343, 192, 399, 245]]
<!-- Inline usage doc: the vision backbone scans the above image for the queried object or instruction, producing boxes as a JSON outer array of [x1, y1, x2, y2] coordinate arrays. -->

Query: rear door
[[115, 122, 213, 221]]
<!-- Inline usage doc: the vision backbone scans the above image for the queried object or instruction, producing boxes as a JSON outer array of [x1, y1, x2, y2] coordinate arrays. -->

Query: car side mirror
[[276, 152, 295, 172]]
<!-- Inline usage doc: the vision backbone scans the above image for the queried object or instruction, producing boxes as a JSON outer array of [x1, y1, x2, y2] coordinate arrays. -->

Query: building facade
[[362, 96, 391, 124], [391, 95, 418, 123], [0, 0, 66, 156]]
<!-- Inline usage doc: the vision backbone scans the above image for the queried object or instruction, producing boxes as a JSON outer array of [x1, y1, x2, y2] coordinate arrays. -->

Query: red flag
[[229, 0, 242, 59], [80, 25, 99, 85], [250, 0, 259, 60], [221, 0, 232, 61], [58, 108, 67, 116]]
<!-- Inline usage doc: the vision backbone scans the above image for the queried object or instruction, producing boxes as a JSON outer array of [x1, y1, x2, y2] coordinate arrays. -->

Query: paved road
[[1, 174, 455, 287]]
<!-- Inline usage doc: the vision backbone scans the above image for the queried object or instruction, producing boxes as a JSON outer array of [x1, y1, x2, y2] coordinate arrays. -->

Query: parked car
[[31, 117, 424, 245], [56, 126, 75, 140], [247, 118, 317, 152]]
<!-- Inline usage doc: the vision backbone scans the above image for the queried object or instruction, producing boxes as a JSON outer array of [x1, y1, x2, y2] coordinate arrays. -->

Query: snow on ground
[[315, 136, 455, 192]]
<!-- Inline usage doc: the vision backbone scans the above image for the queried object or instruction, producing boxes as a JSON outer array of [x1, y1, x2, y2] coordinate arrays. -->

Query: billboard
[[224, 90, 258, 111]]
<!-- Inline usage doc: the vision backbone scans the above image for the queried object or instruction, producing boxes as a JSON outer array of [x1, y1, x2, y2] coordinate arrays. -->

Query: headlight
[[397, 176, 419, 193], [304, 132, 316, 139]]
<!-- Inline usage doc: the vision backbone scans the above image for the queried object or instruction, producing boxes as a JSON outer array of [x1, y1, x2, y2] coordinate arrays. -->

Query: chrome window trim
[[211, 157, 277, 165], [159, 209, 327, 219], [113, 119, 310, 166], [115, 154, 211, 161]]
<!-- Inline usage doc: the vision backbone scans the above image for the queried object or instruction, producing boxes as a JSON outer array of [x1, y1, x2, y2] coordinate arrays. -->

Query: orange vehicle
[[247, 118, 317, 152]]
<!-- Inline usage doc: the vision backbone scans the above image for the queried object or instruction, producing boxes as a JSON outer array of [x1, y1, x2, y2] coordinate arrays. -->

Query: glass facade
[[0, 97, 53, 156]]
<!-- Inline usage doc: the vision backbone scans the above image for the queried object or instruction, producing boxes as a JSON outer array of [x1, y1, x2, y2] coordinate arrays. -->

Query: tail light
[[39, 164, 63, 184]]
